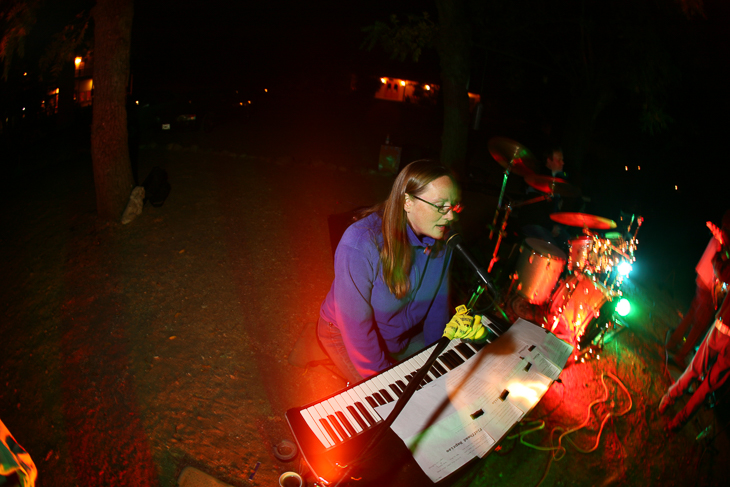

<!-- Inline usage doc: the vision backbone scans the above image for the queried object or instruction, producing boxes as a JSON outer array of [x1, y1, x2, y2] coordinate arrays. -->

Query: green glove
[[443, 305, 486, 341]]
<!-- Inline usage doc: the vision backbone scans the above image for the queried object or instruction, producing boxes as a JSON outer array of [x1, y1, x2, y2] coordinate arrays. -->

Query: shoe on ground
[[658, 393, 674, 415]]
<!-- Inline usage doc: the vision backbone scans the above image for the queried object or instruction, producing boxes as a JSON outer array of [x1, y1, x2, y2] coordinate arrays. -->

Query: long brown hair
[[362, 160, 456, 299]]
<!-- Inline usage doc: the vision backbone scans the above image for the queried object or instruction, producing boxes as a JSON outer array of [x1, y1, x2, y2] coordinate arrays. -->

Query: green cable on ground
[[505, 371, 633, 487]]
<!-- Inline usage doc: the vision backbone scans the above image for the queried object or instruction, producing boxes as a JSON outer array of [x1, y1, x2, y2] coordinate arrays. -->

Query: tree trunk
[[435, 0, 471, 178], [90, 0, 134, 221], [57, 60, 76, 128]]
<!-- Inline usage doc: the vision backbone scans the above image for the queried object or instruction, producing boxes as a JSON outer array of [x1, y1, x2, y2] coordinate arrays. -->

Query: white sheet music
[[539, 330, 574, 368], [374, 319, 571, 482]]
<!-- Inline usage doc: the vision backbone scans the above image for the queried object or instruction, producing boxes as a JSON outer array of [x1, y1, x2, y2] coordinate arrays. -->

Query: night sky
[[131, 1, 412, 93]]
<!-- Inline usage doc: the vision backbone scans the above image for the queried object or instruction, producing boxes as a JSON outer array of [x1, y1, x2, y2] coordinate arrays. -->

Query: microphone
[[447, 233, 499, 297]]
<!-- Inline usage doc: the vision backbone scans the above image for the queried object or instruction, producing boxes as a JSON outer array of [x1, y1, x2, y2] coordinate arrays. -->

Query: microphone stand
[[448, 233, 509, 322]]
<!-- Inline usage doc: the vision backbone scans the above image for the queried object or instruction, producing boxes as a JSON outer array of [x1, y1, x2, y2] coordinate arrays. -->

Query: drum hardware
[[488, 202, 513, 272], [525, 174, 581, 197], [487, 193, 557, 273], [513, 213, 643, 364], [567, 235, 594, 272], [487, 137, 540, 239], [488, 136, 539, 177], [480, 141, 643, 362], [549, 212, 617, 230], [631, 215, 644, 241]]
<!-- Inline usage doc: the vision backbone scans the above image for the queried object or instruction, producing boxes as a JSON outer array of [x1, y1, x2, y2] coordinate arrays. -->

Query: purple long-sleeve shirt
[[320, 212, 452, 378]]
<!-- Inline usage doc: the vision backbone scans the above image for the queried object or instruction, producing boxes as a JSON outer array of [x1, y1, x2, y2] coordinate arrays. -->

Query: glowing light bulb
[[618, 262, 632, 277], [616, 298, 631, 317]]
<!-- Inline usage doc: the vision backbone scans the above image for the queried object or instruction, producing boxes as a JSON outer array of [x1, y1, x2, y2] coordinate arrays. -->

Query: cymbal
[[550, 212, 617, 230], [488, 137, 539, 177], [525, 174, 581, 197]]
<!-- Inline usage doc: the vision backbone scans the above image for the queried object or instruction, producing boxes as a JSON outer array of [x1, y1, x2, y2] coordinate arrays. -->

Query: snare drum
[[567, 236, 593, 271], [514, 238, 566, 305], [548, 273, 611, 344]]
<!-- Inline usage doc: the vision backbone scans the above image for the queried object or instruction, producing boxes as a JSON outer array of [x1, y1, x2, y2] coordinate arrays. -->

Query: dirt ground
[[2, 103, 730, 487]]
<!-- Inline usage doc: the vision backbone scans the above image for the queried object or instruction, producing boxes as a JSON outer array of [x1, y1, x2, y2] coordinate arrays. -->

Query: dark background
[[7, 0, 730, 304], [132, 0, 729, 299]]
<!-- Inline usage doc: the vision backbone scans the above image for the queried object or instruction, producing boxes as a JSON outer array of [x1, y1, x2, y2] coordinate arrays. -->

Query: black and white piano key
[[298, 339, 485, 449], [350, 384, 381, 423], [333, 394, 363, 434], [318, 402, 347, 442], [347, 396, 378, 427], [328, 397, 359, 436], [456, 342, 476, 359], [300, 407, 334, 448], [308, 404, 339, 446]]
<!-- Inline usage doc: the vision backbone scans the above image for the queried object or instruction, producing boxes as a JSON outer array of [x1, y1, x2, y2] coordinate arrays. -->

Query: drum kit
[[484, 137, 643, 361]]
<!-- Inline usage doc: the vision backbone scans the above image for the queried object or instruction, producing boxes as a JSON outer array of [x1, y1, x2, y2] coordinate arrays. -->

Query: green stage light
[[616, 298, 631, 317]]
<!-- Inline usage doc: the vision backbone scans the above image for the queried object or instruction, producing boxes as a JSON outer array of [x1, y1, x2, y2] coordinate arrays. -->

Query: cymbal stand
[[490, 161, 517, 239], [487, 193, 553, 273], [632, 216, 644, 240]]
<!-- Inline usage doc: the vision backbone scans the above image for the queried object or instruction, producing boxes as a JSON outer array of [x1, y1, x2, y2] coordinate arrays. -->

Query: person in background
[[318, 160, 477, 384], [659, 215, 730, 432], [520, 145, 570, 248], [666, 210, 730, 368]]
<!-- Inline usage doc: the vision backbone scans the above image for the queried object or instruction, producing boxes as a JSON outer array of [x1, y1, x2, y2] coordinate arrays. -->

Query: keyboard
[[285, 338, 488, 485]]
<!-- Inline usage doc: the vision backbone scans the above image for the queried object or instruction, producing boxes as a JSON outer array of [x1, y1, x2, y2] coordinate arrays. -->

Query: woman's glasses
[[410, 194, 463, 215]]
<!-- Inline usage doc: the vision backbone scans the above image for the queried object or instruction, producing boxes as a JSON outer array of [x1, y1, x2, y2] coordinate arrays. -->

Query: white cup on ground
[[278, 471, 305, 487]]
